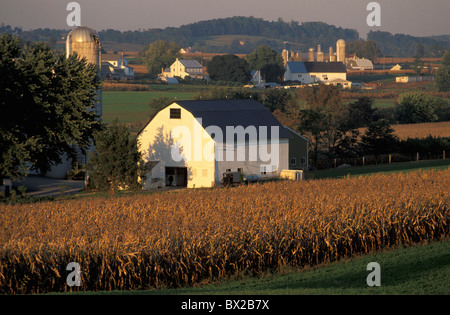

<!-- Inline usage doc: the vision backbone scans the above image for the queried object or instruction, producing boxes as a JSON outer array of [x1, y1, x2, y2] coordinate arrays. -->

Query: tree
[[0, 33, 102, 181], [86, 120, 147, 193], [207, 54, 251, 83], [360, 119, 399, 157], [441, 51, 450, 66], [361, 40, 380, 62], [297, 85, 348, 166], [436, 51, 450, 92], [141, 40, 181, 77], [411, 55, 424, 76], [346, 96, 378, 129], [246, 45, 285, 82], [395, 92, 439, 123]]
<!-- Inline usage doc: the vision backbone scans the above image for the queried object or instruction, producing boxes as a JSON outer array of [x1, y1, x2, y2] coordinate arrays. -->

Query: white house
[[284, 61, 347, 84], [168, 58, 204, 79], [137, 100, 294, 189]]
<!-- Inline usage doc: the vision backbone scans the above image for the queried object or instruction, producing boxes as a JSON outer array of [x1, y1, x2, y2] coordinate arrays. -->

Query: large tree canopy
[[246, 45, 285, 82], [207, 54, 251, 83], [0, 33, 102, 180], [141, 40, 181, 77]]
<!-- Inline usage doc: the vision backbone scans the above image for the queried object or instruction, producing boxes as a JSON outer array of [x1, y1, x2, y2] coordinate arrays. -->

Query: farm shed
[[137, 99, 307, 189]]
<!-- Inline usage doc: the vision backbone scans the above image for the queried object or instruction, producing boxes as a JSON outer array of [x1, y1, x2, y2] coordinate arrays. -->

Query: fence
[[317, 151, 447, 170]]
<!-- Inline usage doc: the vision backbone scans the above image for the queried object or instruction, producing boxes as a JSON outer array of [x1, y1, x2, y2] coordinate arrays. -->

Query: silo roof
[[68, 26, 96, 42]]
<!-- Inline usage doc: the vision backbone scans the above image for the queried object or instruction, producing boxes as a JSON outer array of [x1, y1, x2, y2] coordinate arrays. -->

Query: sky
[[0, 0, 449, 38]]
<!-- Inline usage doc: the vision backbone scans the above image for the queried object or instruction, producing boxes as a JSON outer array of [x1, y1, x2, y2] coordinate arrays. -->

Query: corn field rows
[[1, 170, 449, 294]]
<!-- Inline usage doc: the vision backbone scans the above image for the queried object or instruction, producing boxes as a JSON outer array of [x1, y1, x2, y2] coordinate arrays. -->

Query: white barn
[[137, 100, 293, 189], [284, 61, 347, 84]]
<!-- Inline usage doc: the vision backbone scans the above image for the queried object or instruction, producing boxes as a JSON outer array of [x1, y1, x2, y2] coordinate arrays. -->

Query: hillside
[[1, 17, 448, 56], [98, 17, 360, 53]]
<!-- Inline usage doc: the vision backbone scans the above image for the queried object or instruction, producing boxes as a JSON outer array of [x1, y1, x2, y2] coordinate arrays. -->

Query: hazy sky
[[0, 0, 449, 38]]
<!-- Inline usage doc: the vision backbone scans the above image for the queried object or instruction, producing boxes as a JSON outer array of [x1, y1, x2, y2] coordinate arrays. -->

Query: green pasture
[[102, 90, 197, 124], [308, 159, 450, 180]]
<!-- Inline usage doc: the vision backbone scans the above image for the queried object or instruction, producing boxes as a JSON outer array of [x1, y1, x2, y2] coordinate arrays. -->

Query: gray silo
[[66, 26, 102, 118], [336, 39, 346, 63]]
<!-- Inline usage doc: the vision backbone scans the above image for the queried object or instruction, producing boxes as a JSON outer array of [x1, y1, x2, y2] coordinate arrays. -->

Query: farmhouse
[[101, 53, 134, 80], [167, 58, 205, 79], [284, 61, 347, 85], [137, 99, 307, 189]]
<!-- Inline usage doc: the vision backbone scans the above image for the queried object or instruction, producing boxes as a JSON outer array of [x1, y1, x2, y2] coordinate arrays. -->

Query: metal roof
[[67, 26, 96, 43], [303, 62, 346, 73], [178, 59, 203, 68], [175, 100, 292, 140], [286, 62, 307, 73]]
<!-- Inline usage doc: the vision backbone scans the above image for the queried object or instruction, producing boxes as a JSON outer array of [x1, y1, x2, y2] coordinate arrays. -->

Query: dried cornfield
[[1, 170, 449, 294]]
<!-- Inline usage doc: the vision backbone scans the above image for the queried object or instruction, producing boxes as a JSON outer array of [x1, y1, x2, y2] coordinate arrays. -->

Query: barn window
[[261, 166, 267, 175], [290, 157, 297, 165], [300, 157, 306, 164], [170, 108, 181, 119]]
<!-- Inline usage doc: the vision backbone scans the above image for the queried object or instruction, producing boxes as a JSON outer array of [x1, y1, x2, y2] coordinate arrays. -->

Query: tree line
[[2, 18, 448, 57], [191, 84, 450, 169]]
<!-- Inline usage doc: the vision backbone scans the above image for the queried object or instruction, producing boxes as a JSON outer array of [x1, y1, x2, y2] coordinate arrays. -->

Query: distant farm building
[[101, 53, 134, 80], [250, 70, 266, 88], [284, 61, 348, 86], [137, 100, 308, 189], [161, 58, 205, 79], [346, 58, 374, 70], [396, 75, 435, 83]]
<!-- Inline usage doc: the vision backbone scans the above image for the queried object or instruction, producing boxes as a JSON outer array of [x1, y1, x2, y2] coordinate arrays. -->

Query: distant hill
[[97, 17, 360, 54], [1, 17, 448, 57], [367, 30, 449, 58]]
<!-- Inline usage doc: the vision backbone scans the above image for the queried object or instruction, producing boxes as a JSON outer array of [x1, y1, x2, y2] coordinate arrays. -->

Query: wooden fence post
[[444, 150, 446, 160], [416, 152, 419, 162], [362, 156, 365, 167], [389, 154, 391, 164]]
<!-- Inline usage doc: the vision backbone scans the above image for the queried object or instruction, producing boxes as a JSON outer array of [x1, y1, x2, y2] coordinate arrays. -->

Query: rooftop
[[286, 61, 346, 73], [175, 99, 292, 140], [67, 26, 97, 43]]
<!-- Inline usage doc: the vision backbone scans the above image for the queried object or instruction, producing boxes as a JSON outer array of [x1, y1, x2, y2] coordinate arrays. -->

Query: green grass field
[[102, 90, 197, 124], [308, 159, 450, 180]]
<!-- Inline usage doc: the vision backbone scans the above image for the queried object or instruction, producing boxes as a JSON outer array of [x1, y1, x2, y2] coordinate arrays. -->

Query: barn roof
[[175, 100, 291, 140], [286, 61, 346, 74], [138, 99, 291, 140], [303, 62, 347, 73]]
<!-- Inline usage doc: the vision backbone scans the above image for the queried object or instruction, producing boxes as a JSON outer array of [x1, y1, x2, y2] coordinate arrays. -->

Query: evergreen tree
[[0, 33, 102, 181], [86, 120, 147, 193], [360, 119, 399, 157]]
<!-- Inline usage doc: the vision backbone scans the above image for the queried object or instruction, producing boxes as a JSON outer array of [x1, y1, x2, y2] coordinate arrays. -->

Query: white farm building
[[137, 100, 298, 189]]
